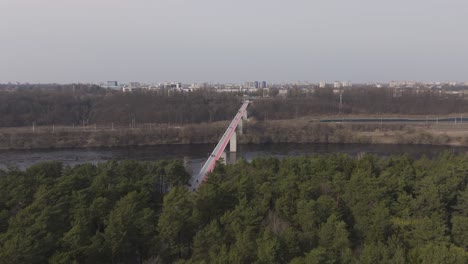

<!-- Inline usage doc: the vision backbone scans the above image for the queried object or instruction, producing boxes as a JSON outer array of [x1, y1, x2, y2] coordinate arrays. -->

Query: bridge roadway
[[191, 100, 250, 190]]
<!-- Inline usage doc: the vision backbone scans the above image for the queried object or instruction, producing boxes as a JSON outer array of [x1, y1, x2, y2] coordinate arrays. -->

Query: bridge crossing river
[[190, 100, 250, 190]]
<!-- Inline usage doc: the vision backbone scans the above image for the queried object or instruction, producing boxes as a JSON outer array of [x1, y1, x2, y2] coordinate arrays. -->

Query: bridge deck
[[191, 100, 249, 190]]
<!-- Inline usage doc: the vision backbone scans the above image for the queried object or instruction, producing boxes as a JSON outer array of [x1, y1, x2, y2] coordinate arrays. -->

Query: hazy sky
[[1, 0, 467, 83]]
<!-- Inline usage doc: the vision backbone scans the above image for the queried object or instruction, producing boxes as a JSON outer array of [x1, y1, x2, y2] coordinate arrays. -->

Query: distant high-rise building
[[342, 81, 352, 87], [254, 81, 259, 88], [122, 85, 132, 92], [405, 81, 416, 87], [159, 82, 182, 89], [107, 81, 118, 87], [261, 81, 267, 88], [389, 81, 398, 88], [334, 81, 342, 88], [319, 81, 327, 88], [129, 82, 140, 88]]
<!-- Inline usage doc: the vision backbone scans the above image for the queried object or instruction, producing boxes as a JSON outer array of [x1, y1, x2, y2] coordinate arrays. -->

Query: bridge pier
[[229, 152, 237, 164], [238, 109, 247, 135], [230, 131, 237, 152], [230, 107, 247, 152], [238, 118, 243, 135], [220, 151, 227, 165], [183, 156, 191, 173]]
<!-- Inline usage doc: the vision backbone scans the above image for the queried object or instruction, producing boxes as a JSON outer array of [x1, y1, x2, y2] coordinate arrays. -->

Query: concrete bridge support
[[230, 131, 237, 152], [230, 107, 247, 152], [183, 156, 191, 173], [238, 118, 243, 135], [229, 152, 237, 164], [220, 151, 227, 165]]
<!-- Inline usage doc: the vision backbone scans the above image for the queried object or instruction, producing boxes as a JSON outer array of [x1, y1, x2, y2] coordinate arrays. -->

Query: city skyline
[[1, 0, 467, 83]]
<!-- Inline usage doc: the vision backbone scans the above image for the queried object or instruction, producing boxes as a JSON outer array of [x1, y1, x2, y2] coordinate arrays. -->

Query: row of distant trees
[[250, 88, 468, 120], [0, 84, 467, 127], [0, 86, 241, 127]]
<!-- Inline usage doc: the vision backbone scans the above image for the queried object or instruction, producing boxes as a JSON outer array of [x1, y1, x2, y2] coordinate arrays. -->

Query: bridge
[[190, 100, 250, 190]]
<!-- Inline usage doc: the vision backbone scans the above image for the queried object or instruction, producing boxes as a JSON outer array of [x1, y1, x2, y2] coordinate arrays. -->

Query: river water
[[0, 144, 468, 174], [1, 143, 467, 175]]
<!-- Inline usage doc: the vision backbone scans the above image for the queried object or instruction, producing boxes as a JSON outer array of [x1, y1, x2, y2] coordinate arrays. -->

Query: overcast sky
[[0, 0, 467, 84]]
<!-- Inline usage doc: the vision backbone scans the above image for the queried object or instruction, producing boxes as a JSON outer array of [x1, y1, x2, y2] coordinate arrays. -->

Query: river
[[1, 143, 467, 176]]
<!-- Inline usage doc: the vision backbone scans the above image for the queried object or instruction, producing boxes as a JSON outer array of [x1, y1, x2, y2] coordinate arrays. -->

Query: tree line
[[0, 153, 467, 263], [250, 88, 468, 120], [0, 87, 241, 127], [1, 85, 468, 127]]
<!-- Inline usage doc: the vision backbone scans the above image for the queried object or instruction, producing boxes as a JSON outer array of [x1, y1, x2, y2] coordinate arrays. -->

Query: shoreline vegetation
[[2, 117, 468, 150]]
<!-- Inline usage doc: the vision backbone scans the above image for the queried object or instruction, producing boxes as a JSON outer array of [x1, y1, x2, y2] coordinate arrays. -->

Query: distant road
[[319, 117, 468, 123]]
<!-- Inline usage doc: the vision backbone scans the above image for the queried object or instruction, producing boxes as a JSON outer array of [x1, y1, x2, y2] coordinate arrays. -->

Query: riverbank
[[1, 118, 468, 150]]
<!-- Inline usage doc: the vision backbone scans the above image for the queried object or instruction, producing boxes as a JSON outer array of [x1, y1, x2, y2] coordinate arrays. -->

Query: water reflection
[[0, 143, 466, 176]]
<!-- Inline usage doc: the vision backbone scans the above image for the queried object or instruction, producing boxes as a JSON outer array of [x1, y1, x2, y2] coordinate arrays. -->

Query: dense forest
[[1, 85, 468, 127], [0, 87, 240, 127], [0, 154, 467, 263]]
